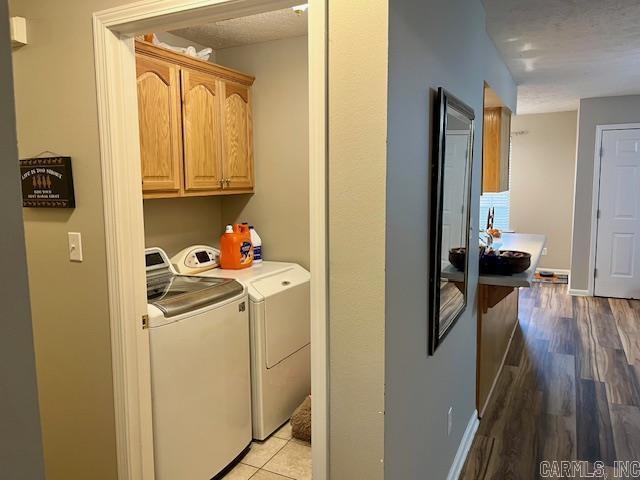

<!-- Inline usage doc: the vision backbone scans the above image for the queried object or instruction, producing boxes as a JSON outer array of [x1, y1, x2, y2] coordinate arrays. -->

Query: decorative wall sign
[[20, 156, 75, 208]]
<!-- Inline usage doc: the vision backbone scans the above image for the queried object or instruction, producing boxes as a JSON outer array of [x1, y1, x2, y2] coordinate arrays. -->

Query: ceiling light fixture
[[292, 4, 308, 15], [520, 42, 534, 52]]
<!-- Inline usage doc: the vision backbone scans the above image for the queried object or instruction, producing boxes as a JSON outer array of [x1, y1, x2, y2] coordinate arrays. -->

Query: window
[[479, 136, 512, 231], [480, 190, 510, 230]]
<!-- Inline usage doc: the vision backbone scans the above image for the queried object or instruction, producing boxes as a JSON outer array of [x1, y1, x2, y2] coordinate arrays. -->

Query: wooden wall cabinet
[[135, 40, 255, 199], [222, 81, 254, 190], [181, 68, 223, 193], [136, 55, 183, 196], [482, 107, 511, 193]]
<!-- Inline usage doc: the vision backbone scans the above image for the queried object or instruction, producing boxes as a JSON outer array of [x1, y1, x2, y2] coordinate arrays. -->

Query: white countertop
[[441, 232, 547, 288]]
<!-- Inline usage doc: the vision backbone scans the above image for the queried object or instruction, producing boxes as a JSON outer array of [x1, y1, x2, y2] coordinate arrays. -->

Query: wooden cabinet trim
[[225, 83, 249, 102], [137, 69, 171, 86], [135, 40, 255, 87]]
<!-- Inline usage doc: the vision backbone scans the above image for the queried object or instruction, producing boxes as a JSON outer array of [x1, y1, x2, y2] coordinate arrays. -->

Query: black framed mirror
[[428, 87, 475, 355]]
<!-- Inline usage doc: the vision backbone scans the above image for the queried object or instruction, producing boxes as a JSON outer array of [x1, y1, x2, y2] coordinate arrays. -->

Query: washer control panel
[[171, 245, 220, 274]]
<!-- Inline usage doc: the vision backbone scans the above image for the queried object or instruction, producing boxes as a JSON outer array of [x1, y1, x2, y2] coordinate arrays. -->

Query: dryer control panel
[[171, 245, 220, 274]]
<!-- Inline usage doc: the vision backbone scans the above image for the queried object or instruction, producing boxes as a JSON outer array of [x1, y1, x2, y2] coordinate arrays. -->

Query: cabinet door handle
[[219, 179, 224, 188], [225, 179, 231, 187]]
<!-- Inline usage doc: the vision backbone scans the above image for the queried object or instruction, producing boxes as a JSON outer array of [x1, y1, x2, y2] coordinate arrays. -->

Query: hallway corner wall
[[9, 0, 143, 477], [385, 0, 517, 478], [570, 95, 640, 291], [0, 1, 45, 477], [328, 1, 388, 478]]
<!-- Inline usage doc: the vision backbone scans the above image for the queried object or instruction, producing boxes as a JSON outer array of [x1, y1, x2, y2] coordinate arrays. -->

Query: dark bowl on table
[[449, 247, 467, 271], [479, 250, 506, 275], [498, 250, 531, 274], [449, 248, 531, 275], [480, 249, 531, 275]]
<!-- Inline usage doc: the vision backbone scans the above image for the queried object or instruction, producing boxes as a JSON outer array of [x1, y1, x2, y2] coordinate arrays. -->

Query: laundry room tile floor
[[222, 423, 312, 480]]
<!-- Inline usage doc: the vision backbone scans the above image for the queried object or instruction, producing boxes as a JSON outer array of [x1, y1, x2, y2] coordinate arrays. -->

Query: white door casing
[[594, 128, 640, 299], [92, 1, 328, 479]]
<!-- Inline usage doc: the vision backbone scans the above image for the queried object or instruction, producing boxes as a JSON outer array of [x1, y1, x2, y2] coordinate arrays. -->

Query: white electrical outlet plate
[[447, 407, 453, 436], [68, 232, 83, 262], [542, 247, 548, 256]]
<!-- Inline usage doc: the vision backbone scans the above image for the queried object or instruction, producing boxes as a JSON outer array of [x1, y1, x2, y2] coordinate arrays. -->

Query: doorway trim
[[587, 123, 640, 296], [92, 1, 328, 479]]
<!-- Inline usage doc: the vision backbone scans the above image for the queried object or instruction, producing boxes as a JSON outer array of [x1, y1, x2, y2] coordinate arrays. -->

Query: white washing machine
[[145, 248, 252, 479], [172, 247, 311, 440]]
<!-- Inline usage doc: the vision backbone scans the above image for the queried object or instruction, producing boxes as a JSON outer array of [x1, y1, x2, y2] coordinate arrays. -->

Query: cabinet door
[[221, 81, 254, 190], [136, 55, 182, 195], [181, 68, 223, 192], [482, 107, 511, 193], [482, 108, 501, 193], [498, 108, 511, 191]]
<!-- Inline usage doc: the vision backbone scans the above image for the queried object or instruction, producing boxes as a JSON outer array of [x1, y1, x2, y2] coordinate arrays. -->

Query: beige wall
[[510, 111, 578, 270], [9, 0, 141, 478], [216, 36, 310, 269], [143, 197, 223, 256], [328, 1, 387, 478], [10, 0, 311, 476], [1, 2, 45, 477]]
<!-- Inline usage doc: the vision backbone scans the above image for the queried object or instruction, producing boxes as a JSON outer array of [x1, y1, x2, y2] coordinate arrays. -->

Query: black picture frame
[[20, 156, 76, 208], [428, 87, 475, 355]]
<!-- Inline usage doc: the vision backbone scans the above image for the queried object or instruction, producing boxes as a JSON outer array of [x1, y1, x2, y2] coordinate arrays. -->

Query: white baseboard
[[446, 409, 480, 480], [568, 288, 590, 297]]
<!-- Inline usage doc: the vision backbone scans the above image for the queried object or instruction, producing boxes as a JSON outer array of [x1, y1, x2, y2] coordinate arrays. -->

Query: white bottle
[[249, 225, 262, 263]]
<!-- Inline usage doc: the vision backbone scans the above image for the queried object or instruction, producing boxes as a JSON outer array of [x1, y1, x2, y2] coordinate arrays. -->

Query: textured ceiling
[[170, 7, 307, 50], [485, 0, 640, 114]]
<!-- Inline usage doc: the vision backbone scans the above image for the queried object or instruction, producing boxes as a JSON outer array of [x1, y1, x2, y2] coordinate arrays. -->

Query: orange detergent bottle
[[219, 224, 254, 269]]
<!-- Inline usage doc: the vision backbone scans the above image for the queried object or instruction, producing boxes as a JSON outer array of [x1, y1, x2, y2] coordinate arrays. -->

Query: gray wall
[[511, 112, 578, 271], [484, 37, 517, 112], [1, 2, 45, 478], [570, 95, 640, 291], [385, 0, 516, 478]]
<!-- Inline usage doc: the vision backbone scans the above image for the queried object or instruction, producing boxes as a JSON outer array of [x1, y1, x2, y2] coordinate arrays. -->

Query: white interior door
[[594, 128, 640, 299], [441, 131, 470, 266]]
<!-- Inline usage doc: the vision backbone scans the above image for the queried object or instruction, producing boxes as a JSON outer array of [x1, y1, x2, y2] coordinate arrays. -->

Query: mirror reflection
[[440, 108, 472, 332], [429, 88, 474, 354]]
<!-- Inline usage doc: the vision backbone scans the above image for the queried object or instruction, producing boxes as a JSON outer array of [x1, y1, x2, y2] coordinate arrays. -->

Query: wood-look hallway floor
[[460, 284, 640, 480]]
